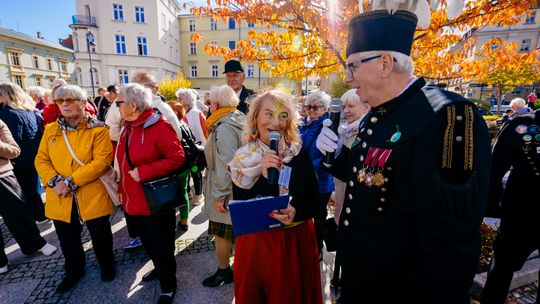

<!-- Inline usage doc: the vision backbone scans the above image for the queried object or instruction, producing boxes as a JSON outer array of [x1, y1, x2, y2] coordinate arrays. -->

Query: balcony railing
[[71, 15, 97, 27]]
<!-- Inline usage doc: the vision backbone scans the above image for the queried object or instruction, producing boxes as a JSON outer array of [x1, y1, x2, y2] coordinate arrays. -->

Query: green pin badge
[[388, 125, 401, 143]]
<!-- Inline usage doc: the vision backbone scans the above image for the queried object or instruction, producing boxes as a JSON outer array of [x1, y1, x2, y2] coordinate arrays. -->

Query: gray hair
[[307, 91, 331, 110], [360, 50, 414, 76], [53, 85, 87, 101], [510, 97, 527, 109], [209, 85, 239, 108], [175, 88, 197, 108], [119, 83, 152, 111], [26, 86, 45, 98], [341, 89, 368, 108]]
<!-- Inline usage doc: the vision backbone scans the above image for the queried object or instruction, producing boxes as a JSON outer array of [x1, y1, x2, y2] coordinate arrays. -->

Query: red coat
[[117, 109, 185, 216], [42, 104, 61, 126]]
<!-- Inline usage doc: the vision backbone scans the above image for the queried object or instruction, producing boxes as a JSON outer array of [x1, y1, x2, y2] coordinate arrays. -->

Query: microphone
[[325, 98, 343, 165], [268, 130, 280, 184]]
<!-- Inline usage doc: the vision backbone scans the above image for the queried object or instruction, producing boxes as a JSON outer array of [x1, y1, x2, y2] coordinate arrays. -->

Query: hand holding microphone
[[263, 131, 280, 184], [316, 99, 343, 166]]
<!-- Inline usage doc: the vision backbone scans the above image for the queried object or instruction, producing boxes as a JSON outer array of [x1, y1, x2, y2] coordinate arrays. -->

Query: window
[[490, 44, 498, 50], [91, 68, 99, 85], [248, 22, 254, 28], [118, 69, 129, 84], [189, 19, 196, 31], [9, 51, 21, 66], [190, 65, 198, 78], [113, 4, 124, 21], [13, 75, 24, 88], [211, 65, 218, 78], [60, 61, 68, 73], [137, 37, 148, 56], [35, 76, 41, 87], [189, 42, 197, 55], [525, 11, 536, 24], [229, 18, 235, 29], [162, 13, 167, 30], [115, 35, 126, 54], [135, 7, 145, 23], [520, 39, 531, 51], [210, 18, 217, 31], [33, 56, 39, 68], [229, 40, 236, 50], [47, 58, 53, 70], [76, 67, 82, 85], [247, 64, 254, 78]]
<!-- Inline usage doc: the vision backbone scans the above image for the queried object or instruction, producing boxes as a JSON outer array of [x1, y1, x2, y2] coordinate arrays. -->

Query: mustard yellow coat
[[35, 120, 114, 223]]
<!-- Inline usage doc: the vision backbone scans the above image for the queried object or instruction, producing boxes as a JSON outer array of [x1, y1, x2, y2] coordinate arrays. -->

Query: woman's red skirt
[[234, 219, 322, 304]]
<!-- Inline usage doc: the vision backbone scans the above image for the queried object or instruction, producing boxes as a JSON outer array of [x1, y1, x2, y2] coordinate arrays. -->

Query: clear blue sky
[[0, 0, 76, 43]]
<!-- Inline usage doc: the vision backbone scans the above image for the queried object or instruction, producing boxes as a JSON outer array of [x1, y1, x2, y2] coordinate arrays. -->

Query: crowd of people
[[0, 8, 539, 304]]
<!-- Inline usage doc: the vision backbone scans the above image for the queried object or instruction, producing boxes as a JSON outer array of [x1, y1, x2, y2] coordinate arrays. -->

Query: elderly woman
[[35, 85, 116, 293], [510, 97, 531, 116], [0, 82, 46, 223], [202, 85, 245, 287], [229, 91, 322, 303], [176, 88, 208, 205], [333, 89, 370, 224], [26, 86, 46, 111], [115, 83, 184, 304], [299, 91, 335, 257], [0, 119, 57, 275]]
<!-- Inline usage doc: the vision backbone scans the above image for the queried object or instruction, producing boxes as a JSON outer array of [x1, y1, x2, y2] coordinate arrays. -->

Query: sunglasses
[[54, 98, 80, 106], [116, 100, 125, 107], [306, 104, 324, 111]]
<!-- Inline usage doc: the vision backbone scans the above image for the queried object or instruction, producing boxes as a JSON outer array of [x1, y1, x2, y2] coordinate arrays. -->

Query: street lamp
[[86, 31, 96, 98]]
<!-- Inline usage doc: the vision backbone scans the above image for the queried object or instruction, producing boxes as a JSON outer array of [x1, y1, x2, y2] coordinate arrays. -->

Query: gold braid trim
[[442, 105, 455, 169], [464, 105, 474, 170]]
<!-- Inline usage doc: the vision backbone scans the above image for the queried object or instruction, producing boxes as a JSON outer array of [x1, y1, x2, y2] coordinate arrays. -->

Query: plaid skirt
[[208, 220, 235, 240]]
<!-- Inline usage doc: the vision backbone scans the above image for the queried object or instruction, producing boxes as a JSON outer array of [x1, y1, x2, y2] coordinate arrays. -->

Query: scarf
[[206, 107, 236, 132], [229, 138, 301, 191], [58, 113, 105, 131]]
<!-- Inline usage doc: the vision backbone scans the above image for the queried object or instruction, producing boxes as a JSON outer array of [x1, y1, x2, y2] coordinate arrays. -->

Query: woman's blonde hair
[[209, 85, 239, 108], [242, 90, 301, 145], [0, 82, 35, 110]]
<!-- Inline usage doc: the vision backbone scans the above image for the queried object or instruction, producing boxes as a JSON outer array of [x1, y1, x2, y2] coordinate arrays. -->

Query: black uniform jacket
[[327, 78, 491, 303], [237, 86, 256, 115], [486, 110, 540, 237]]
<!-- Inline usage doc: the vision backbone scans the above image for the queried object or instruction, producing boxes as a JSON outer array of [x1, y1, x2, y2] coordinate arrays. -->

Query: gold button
[[377, 207, 383, 212], [371, 117, 378, 123], [345, 207, 351, 214]]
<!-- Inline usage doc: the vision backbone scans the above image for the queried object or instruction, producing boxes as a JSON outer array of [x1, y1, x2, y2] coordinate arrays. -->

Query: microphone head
[[269, 130, 281, 141], [329, 98, 343, 113]]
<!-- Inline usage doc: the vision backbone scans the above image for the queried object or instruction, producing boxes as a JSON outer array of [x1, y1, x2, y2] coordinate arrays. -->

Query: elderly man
[[223, 60, 255, 114], [316, 10, 491, 303]]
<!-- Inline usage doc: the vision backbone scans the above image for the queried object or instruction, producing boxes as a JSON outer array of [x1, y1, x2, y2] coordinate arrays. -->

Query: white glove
[[316, 119, 339, 155]]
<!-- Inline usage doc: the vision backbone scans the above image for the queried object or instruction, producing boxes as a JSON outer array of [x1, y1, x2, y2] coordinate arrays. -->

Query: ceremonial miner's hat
[[346, 10, 418, 57]]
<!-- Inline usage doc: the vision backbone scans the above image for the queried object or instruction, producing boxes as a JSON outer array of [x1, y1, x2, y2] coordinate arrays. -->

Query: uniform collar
[[371, 77, 426, 118]]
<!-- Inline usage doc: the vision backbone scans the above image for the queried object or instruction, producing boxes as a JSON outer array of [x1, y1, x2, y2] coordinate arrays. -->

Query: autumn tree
[[188, 0, 536, 81], [158, 72, 191, 101], [461, 38, 540, 112]]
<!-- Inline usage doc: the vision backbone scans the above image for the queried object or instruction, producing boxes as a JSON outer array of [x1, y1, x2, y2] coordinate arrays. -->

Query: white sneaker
[[191, 194, 204, 206], [0, 264, 8, 274], [39, 243, 57, 256]]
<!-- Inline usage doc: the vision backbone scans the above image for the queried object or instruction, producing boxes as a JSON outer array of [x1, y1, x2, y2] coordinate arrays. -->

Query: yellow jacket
[[35, 118, 114, 223]]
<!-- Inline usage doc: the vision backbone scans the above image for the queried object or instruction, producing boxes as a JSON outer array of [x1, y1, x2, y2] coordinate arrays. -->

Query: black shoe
[[56, 272, 84, 294], [101, 268, 116, 282], [178, 222, 188, 232], [202, 267, 233, 287], [142, 269, 158, 282], [157, 292, 175, 304]]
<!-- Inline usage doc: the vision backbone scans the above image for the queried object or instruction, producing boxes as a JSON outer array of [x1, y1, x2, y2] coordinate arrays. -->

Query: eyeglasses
[[306, 104, 324, 111], [54, 98, 80, 106], [344, 55, 384, 78], [115, 100, 125, 107]]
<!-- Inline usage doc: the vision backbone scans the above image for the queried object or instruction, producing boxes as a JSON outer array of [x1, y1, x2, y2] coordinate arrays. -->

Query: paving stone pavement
[[0, 202, 537, 303]]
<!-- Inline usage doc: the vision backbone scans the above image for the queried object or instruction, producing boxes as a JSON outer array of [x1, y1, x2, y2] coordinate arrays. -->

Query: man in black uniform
[[480, 110, 540, 303], [223, 60, 255, 114], [316, 10, 492, 303]]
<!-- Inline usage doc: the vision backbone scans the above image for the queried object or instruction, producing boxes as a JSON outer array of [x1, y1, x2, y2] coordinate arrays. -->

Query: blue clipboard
[[229, 195, 290, 237]]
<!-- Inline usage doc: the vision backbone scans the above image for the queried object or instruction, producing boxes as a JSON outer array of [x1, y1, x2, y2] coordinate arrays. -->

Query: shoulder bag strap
[[61, 130, 85, 167], [124, 131, 135, 170]]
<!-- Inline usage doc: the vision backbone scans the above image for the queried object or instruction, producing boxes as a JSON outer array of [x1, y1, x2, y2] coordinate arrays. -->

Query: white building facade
[[71, 0, 181, 97]]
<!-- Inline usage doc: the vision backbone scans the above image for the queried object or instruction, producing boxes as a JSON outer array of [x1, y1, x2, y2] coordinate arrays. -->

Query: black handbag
[[124, 133, 182, 215]]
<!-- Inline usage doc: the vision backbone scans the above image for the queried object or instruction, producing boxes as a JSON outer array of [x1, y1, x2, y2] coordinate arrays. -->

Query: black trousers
[[314, 192, 332, 253], [123, 209, 139, 239], [480, 231, 540, 304], [190, 171, 203, 196], [13, 167, 46, 221], [0, 174, 46, 266], [53, 200, 114, 276], [128, 209, 177, 293]]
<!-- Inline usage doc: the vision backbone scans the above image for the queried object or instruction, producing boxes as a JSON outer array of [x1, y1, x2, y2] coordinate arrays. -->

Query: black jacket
[[94, 96, 111, 121], [326, 78, 491, 303], [486, 110, 540, 237], [236, 86, 256, 114]]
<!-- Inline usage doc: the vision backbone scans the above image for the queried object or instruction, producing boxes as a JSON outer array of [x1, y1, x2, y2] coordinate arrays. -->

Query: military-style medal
[[535, 134, 540, 141], [523, 134, 532, 142], [516, 125, 527, 134], [527, 125, 539, 134], [388, 125, 401, 143], [357, 147, 392, 187]]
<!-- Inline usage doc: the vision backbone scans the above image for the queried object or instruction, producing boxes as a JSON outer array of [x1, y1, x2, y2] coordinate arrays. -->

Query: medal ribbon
[[369, 148, 384, 169], [363, 147, 377, 167], [377, 149, 392, 168]]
